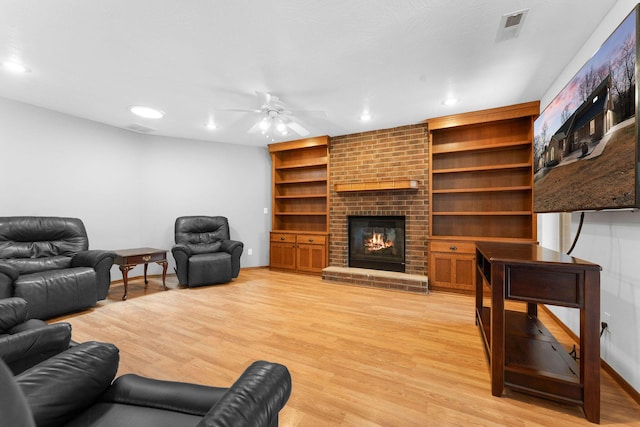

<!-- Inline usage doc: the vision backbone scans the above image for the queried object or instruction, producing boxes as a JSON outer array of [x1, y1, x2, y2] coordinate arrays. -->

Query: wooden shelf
[[274, 212, 327, 216], [431, 139, 531, 155], [431, 162, 531, 174], [432, 186, 531, 194], [432, 211, 533, 216], [275, 194, 326, 199], [275, 177, 327, 185], [334, 179, 418, 192], [274, 159, 327, 170]]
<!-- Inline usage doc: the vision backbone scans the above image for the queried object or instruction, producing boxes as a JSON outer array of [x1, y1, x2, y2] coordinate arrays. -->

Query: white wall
[[538, 0, 640, 393], [0, 97, 272, 280]]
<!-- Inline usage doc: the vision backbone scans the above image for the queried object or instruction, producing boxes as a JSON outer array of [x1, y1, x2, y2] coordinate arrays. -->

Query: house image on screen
[[542, 75, 614, 168]]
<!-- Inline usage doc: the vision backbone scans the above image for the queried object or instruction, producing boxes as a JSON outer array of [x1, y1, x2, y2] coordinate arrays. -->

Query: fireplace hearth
[[348, 216, 405, 272]]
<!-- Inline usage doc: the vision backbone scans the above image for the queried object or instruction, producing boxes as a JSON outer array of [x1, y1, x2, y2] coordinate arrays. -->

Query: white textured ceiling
[[0, 0, 618, 146]]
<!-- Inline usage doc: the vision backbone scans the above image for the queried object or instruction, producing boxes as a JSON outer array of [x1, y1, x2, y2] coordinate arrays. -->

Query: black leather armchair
[[0, 297, 72, 374], [1, 341, 292, 427], [0, 216, 116, 319], [172, 216, 244, 287]]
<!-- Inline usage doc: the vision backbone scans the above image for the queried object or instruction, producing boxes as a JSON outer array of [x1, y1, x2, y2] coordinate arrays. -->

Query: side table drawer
[[122, 252, 166, 265]]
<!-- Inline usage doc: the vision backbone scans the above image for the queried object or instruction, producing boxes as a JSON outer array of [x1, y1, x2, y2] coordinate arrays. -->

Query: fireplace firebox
[[348, 216, 405, 272]]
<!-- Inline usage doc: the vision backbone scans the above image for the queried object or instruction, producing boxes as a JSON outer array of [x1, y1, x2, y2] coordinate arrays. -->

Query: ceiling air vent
[[496, 8, 529, 42], [125, 123, 156, 134]]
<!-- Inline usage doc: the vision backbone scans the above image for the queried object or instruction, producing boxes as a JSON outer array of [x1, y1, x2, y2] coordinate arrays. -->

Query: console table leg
[[144, 263, 149, 286]]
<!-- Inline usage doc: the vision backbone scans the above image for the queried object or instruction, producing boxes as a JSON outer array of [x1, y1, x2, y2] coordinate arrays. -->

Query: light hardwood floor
[[53, 268, 640, 426]]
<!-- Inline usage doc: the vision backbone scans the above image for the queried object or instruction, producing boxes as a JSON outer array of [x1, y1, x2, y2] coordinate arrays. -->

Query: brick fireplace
[[322, 123, 429, 292]]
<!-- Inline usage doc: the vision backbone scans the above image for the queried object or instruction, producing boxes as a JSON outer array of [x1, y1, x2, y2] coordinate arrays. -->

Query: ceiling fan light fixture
[[2, 60, 30, 74], [129, 105, 164, 119]]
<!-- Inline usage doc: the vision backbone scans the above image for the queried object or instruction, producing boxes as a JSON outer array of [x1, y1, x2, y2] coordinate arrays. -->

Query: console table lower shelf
[[478, 308, 583, 403]]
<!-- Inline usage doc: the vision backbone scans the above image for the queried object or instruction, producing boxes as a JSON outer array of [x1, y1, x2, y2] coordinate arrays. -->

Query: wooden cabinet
[[475, 242, 601, 423], [428, 241, 475, 291], [269, 233, 296, 270], [269, 231, 327, 273], [426, 102, 539, 292], [296, 234, 327, 273], [268, 137, 329, 274]]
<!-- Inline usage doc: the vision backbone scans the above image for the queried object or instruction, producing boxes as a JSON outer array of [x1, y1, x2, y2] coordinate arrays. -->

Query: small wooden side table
[[113, 247, 168, 300]]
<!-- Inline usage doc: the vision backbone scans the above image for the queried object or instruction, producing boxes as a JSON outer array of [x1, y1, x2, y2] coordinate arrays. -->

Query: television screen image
[[533, 6, 639, 213]]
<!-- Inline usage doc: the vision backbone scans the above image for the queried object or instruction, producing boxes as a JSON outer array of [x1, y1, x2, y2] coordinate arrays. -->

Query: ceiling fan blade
[[218, 108, 262, 113], [256, 91, 272, 108], [248, 120, 264, 133], [287, 109, 327, 119], [287, 121, 310, 136]]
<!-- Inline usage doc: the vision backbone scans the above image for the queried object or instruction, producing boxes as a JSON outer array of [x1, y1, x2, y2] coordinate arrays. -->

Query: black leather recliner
[[0, 216, 115, 319], [1, 341, 292, 427], [0, 297, 72, 374], [172, 216, 244, 287]]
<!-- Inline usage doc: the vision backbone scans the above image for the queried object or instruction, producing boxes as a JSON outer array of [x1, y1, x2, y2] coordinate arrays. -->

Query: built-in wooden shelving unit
[[425, 101, 540, 293], [269, 136, 329, 274]]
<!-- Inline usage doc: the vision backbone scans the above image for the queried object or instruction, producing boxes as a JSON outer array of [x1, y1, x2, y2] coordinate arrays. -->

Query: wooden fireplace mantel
[[334, 179, 419, 193]]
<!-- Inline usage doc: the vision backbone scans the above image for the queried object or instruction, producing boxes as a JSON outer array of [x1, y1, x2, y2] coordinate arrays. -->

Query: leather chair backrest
[[175, 216, 230, 245], [0, 217, 89, 259]]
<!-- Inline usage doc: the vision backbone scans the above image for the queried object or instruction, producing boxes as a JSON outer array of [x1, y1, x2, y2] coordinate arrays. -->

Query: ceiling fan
[[223, 92, 325, 139]]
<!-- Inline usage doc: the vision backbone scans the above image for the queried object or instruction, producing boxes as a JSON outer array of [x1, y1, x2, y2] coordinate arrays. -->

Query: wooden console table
[[113, 248, 168, 300], [475, 242, 601, 423]]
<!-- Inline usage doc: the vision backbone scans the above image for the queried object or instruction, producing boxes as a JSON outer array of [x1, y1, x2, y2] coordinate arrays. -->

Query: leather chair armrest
[[0, 262, 19, 299], [171, 243, 193, 257], [196, 361, 292, 427], [0, 323, 72, 374], [220, 240, 244, 278], [172, 244, 192, 285], [220, 240, 243, 255], [72, 250, 116, 300], [0, 297, 29, 331], [71, 250, 116, 269], [101, 374, 228, 416], [16, 341, 119, 427]]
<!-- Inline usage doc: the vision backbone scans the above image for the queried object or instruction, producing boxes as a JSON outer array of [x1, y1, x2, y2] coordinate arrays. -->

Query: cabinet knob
[[308, 239, 314, 242], [449, 246, 457, 251], [280, 237, 285, 240]]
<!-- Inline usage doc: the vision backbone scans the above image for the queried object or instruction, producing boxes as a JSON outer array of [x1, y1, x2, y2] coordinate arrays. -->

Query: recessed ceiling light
[[129, 105, 164, 119], [443, 98, 458, 106], [2, 60, 30, 74], [360, 113, 372, 121], [205, 119, 217, 130]]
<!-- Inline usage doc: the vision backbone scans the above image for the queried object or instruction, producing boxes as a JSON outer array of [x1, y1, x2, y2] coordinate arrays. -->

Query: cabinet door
[[429, 252, 475, 292], [270, 242, 296, 270], [296, 244, 326, 273]]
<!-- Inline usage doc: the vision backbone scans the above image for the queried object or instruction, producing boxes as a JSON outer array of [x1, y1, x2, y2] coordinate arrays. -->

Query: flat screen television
[[533, 5, 640, 213]]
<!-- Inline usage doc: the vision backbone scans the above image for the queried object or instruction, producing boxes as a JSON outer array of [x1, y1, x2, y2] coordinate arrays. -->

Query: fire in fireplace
[[348, 215, 405, 272]]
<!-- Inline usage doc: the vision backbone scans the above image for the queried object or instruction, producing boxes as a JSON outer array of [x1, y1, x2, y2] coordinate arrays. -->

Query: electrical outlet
[[263, 208, 268, 214], [247, 248, 253, 256]]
